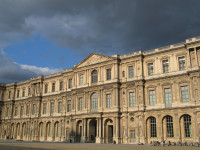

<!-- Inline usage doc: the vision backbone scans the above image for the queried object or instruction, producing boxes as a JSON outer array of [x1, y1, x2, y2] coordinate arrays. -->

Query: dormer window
[[91, 70, 98, 83]]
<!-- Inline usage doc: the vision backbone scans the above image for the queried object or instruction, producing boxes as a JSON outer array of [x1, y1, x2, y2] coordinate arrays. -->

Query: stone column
[[194, 47, 198, 66], [96, 117, 103, 143], [157, 114, 162, 142], [174, 113, 180, 142], [193, 112, 199, 142], [187, 49, 191, 68], [113, 116, 120, 144]]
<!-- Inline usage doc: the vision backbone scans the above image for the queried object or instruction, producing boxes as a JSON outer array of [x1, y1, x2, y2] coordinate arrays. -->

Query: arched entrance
[[104, 119, 113, 143], [89, 119, 97, 143], [76, 120, 82, 142]]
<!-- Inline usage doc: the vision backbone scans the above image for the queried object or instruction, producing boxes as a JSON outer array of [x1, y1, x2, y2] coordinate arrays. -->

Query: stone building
[[0, 36, 200, 144]]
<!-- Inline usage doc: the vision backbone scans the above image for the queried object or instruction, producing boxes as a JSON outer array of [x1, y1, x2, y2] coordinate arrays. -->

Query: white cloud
[[19, 64, 61, 75]]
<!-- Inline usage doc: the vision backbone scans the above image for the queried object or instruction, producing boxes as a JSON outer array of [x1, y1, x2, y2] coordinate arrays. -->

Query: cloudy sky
[[1, 0, 200, 83]]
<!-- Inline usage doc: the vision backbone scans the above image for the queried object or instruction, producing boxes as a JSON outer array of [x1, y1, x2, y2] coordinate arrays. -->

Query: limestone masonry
[[0, 36, 200, 144]]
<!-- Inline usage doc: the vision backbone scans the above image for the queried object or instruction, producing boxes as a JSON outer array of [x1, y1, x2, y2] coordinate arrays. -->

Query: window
[[181, 85, 189, 102], [164, 88, 172, 106], [58, 102, 61, 113], [22, 89, 25, 97], [122, 71, 125, 77], [20, 106, 23, 118], [128, 66, 134, 78], [48, 123, 52, 137], [91, 93, 98, 110], [129, 92, 135, 107], [150, 117, 157, 137], [163, 60, 169, 73], [149, 90, 156, 106], [59, 81, 63, 91], [106, 94, 111, 108], [17, 89, 20, 98], [148, 63, 154, 76], [91, 70, 98, 83], [28, 88, 31, 96], [56, 122, 61, 137], [41, 123, 44, 137], [78, 97, 83, 111], [166, 116, 174, 137], [26, 105, 29, 115], [43, 103, 46, 114], [68, 78, 72, 88], [15, 107, 18, 116], [6, 107, 9, 116], [45, 84, 48, 93], [8, 91, 11, 99], [79, 74, 83, 85], [179, 56, 185, 70], [184, 115, 192, 137], [50, 102, 54, 115], [52, 83, 55, 92], [32, 104, 35, 115], [67, 100, 71, 112], [106, 69, 111, 80]]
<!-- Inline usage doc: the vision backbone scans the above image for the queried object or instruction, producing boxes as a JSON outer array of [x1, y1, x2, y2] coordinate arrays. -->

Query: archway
[[22, 123, 26, 140], [16, 123, 20, 140], [89, 119, 97, 143], [39, 122, 44, 141], [104, 119, 113, 143], [11, 123, 14, 139], [146, 116, 157, 143], [180, 114, 192, 142], [76, 120, 83, 142]]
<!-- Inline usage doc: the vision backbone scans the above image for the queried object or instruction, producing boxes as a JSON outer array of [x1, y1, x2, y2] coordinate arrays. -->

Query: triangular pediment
[[75, 53, 113, 68]]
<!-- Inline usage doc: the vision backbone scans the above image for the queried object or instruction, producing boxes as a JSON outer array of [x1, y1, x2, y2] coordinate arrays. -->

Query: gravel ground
[[0, 140, 199, 150]]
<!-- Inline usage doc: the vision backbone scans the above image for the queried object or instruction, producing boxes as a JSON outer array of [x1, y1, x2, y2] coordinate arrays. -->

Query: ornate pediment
[[75, 53, 113, 68]]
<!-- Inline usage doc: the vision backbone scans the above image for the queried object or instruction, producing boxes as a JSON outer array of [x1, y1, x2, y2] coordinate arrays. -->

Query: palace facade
[[0, 36, 200, 144]]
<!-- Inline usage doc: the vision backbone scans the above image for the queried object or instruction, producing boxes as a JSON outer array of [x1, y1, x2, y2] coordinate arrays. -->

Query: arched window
[[166, 116, 174, 137], [47, 122, 52, 137], [56, 122, 61, 137], [91, 70, 98, 83], [91, 93, 98, 110], [183, 115, 192, 137], [150, 117, 157, 137]]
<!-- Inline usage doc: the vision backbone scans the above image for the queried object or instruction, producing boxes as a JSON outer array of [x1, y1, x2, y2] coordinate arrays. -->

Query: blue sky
[[1, 0, 200, 83], [4, 35, 84, 69]]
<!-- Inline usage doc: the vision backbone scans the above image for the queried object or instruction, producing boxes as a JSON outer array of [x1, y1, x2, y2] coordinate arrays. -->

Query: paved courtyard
[[0, 140, 199, 150]]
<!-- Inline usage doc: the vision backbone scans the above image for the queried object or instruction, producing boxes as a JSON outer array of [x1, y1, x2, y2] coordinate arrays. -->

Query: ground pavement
[[0, 140, 199, 150]]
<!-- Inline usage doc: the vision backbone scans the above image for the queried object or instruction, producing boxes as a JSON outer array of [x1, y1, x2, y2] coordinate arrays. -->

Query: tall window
[[91, 93, 98, 110], [58, 102, 61, 113], [48, 123, 52, 137], [181, 85, 189, 102], [106, 94, 111, 108], [8, 91, 11, 99], [67, 100, 71, 112], [91, 70, 98, 83], [148, 63, 154, 76], [28, 88, 31, 96], [22, 89, 25, 97], [15, 107, 18, 116], [52, 83, 55, 92], [179, 56, 185, 70], [45, 84, 48, 93], [20, 106, 23, 118], [78, 97, 83, 111], [32, 104, 35, 115], [6, 107, 9, 116], [43, 103, 46, 114], [164, 88, 172, 106], [163, 60, 169, 73], [50, 102, 54, 115], [68, 78, 72, 88], [128, 66, 134, 78], [17, 89, 20, 98], [56, 122, 61, 137], [106, 69, 111, 80], [79, 74, 83, 85], [184, 115, 192, 137], [150, 117, 157, 137], [59, 81, 63, 91], [129, 92, 135, 107], [166, 116, 174, 137], [41, 123, 44, 137], [26, 105, 29, 115], [149, 90, 156, 106]]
